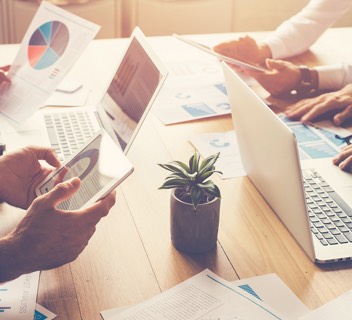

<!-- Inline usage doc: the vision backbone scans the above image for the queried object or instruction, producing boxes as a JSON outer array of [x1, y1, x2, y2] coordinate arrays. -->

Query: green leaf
[[198, 153, 220, 177], [205, 185, 222, 199], [196, 169, 223, 182], [190, 187, 202, 209], [158, 162, 190, 175], [189, 151, 200, 173], [159, 178, 190, 190], [197, 180, 216, 189]]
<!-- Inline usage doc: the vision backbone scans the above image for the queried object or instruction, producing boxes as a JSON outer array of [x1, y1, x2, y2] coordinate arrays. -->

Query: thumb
[[265, 59, 287, 71], [46, 177, 81, 208]]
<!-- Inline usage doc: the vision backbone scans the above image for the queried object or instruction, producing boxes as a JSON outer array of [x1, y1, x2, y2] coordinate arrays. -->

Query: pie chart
[[28, 21, 69, 70]]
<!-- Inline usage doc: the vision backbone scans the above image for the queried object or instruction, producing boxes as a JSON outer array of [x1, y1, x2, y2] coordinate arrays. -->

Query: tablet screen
[[36, 129, 133, 210]]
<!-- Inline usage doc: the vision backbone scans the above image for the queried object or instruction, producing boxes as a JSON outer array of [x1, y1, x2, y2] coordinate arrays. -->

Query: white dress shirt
[[264, 0, 352, 90]]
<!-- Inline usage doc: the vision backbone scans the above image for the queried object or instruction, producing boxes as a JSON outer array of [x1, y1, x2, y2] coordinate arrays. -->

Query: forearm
[[264, 0, 352, 59], [0, 233, 28, 283]]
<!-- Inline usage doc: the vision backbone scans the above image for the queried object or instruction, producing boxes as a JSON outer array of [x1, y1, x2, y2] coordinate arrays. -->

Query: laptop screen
[[99, 30, 166, 152]]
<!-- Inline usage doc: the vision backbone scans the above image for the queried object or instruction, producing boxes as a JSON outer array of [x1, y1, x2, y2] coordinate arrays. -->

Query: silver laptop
[[0, 27, 167, 159], [222, 62, 352, 264]]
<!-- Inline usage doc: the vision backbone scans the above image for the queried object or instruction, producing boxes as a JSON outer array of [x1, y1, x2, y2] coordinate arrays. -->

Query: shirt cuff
[[316, 63, 352, 90], [263, 37, 290, 60]]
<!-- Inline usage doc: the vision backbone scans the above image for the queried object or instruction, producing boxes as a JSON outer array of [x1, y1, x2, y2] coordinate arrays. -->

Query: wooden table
[[1, 28, 352, 319]]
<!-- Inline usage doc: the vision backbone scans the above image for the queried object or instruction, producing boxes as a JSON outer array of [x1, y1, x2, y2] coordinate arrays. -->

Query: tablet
[[35, 129, 134, 210], [173, 34, 268, 72]]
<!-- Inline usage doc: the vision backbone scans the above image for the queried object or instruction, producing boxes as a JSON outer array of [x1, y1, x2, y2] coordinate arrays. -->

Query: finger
[[265, 59, 287, 71], [336, 156, 352, 172], [81, 190, 116, 220], [286, 100, 313, 119], [300, 102, 334, 122], [30, 146, 61, 167], [333, 146, 352, 165], [333, 104, 352, 126], [0, 65, 10, 72], [44, 177, 81, 208], [0, 72, 10, 83]]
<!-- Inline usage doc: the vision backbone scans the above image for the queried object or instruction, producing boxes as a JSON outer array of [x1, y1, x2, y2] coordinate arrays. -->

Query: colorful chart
[[28, 21, 69, 70]]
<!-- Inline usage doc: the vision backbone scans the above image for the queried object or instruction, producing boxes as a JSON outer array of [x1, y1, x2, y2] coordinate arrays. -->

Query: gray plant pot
[[170, 189, 221, 253]]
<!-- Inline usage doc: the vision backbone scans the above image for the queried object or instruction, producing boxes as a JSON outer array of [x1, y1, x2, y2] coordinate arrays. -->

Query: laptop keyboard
[[303, 169, 352, 246], [44, 111, 98, 161]]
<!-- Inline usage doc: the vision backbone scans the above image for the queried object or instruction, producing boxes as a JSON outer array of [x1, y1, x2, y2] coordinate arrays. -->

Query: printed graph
[[28, 21, 69, 70], [0, 288, 11, 314]]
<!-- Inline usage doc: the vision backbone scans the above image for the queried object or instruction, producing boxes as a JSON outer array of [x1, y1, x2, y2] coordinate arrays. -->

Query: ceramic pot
[[170, 189, 221, 253]]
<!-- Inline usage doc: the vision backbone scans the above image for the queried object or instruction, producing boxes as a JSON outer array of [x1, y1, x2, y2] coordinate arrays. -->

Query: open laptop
[[222, 62, 352, 264], [0, 26, 167, 159]]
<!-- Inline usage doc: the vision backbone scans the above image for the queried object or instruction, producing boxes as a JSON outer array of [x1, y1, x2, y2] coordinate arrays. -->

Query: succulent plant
[[158, 151, 222, 210]]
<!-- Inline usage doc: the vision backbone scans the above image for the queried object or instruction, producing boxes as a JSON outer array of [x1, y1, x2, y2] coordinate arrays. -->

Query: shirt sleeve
[[317, 63, 352, 90], [263, 0, 352, 59]]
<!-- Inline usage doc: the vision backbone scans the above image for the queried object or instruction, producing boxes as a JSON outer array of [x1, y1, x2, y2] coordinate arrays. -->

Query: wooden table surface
[[1, 28, 352, 319]]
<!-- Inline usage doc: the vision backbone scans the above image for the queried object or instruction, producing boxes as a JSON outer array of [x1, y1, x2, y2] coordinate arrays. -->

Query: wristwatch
[[291, 66, 319, 96]]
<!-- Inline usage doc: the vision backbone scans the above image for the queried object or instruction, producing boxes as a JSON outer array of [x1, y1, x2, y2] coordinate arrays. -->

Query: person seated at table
[[0, 145, 116, 283], [213, 0, 352, 97]]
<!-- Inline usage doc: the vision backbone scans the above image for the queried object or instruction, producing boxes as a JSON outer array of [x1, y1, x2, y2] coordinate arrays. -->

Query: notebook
[[222, 61, 352, 264], [1, 26, 167, 159]]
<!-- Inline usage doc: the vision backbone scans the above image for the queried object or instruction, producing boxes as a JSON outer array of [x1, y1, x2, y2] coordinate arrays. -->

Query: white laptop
[[222, 62, 352, 264], [0, 26, 167, 159]]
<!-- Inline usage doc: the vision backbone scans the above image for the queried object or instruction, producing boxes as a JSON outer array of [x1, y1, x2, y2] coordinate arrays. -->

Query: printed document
[[299, 289, 352, 320], [106, 269, 287, 320], [0, 272, 39, 319], [0, 1, 100, 122]]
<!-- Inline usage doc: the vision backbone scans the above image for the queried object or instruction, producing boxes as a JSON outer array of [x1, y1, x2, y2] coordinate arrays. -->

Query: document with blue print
[[0, 272, 39, 319], [279, 115, 350, 160], [34, 303, 57, 320], [0, 1, 100, 123], [105, 269, 287, 320]]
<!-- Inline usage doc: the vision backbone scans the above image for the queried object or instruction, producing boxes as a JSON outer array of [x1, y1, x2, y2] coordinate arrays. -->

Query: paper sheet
[[103, 269, 287, 320], [279, 115, 349, 159], [152, 59, 241, 125], [34, 303, 57, 320], [233, 274, 310, 320], [299, 289, 352, 320], [189, 131, 245, 179], [0, 1, 99, 122], [102, 272, 309, 320], [0, 272, 40, 319]]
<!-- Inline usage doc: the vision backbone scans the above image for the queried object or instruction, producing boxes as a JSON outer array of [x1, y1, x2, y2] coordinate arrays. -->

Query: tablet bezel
[[173, 34, 268, 73], [35, 129, 134, 210]]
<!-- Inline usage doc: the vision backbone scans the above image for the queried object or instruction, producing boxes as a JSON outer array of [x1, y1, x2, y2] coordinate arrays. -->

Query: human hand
[[248, 59, 301, 97], [213, 36, 271, 67], [0, 65, 10, 87], [285, 84, 352, 125], [0, 146, 61, 209], [333, 144, 352, 172], [0, 178, 116, 282]]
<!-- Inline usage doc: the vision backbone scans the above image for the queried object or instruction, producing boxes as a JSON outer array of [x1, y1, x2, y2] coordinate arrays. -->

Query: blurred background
[[1, 0, 352, 43]]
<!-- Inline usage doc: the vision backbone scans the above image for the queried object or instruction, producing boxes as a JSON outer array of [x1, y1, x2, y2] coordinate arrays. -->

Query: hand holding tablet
[[173, 34, 268, 73], [35, 129, 134, 210]]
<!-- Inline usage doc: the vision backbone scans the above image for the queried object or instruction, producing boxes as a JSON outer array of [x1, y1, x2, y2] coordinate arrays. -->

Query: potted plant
[[158, 151, 222, 253]]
